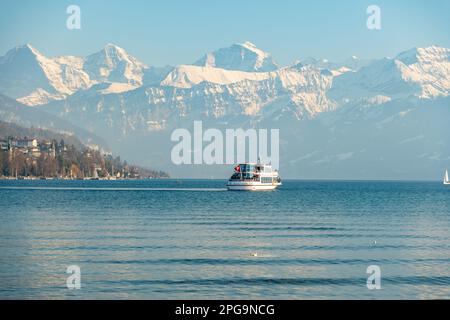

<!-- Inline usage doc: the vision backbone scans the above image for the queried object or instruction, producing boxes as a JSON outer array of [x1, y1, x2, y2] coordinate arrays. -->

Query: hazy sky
[[1, 0, 449, 66]]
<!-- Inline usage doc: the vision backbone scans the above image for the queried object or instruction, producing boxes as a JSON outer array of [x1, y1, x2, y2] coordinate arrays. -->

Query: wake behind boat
[[227, 161, 281, 191]]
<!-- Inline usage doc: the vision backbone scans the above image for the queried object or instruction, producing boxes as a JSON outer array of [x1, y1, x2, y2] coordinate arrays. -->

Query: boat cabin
[[230, 163, 275, 181]]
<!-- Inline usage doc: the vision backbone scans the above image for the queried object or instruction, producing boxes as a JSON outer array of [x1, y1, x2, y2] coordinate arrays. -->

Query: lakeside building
[[1, 137, 55, 157]]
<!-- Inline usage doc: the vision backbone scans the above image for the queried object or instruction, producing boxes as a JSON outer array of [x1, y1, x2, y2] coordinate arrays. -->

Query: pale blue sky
[[1, 0, 449, 66]]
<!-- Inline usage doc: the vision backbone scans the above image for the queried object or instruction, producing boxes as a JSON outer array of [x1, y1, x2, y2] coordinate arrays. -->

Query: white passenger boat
[[227, 161, 281, 191]]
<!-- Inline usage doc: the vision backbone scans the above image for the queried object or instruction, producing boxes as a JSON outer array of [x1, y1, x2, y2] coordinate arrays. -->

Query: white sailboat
[[444, 170, 450, 185]]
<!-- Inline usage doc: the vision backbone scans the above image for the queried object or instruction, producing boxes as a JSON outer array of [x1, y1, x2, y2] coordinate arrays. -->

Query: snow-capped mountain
[[2, 42, 448, 110], [394, 46, 450, 98], [301, 55, 373, 72], [0, 43, 161, 106], [329, 46, 450, 101], [0, 42, 449, 179], [0, 44, 90, 105], [83, 43, 148, 86], [193, 41, 279, 72], [41, 60, 336, 139], [160, 64, 272, 89]]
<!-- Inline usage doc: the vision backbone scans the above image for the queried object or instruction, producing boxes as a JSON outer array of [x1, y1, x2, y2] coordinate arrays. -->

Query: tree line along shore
[[0, 136, 169, 180]]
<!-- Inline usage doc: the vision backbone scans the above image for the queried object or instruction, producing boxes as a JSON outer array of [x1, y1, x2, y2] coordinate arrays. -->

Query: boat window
[[240, 164, 256, 173], [243, 172, 254, 180], [261, 177, 273, 184], [230, 173, 241, 180]]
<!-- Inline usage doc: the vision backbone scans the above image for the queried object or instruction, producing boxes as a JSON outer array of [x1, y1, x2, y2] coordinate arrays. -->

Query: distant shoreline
[[0, 176, 443, 183], [0, 176, 169, 181]]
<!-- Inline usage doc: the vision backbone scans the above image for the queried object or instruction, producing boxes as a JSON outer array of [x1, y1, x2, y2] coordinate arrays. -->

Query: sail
[[446, 170, 449, 184]]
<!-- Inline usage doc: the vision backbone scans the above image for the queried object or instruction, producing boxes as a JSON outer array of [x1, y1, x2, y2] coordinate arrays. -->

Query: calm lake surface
[[0, 179, 449, 299]]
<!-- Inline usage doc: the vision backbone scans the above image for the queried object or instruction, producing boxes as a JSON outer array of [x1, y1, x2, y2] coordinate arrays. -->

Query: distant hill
[[0, 120, 170, 179], [0, 121, 85, 149], [0, 93, 109, 151]]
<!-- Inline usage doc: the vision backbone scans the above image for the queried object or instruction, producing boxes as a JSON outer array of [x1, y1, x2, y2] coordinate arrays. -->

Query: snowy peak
[[0, 43, 153, 106], [2, 43, 38, 56], [329, 46, 450, 100], [0, 43, 148, 106], [193, 41, 278, 72], [396, 45, 450, 65], [0, 44, 44, 66], [22, 43, 42, 56], [161, 64, 272, 88], [392, 46, 450, 98], [84, 43, 148, 85], [94, 43, 141, 64], [239, 41, 271, 61], [0, 44, 64, 102], [0, 43, 94, 105], [300, 55, 371, 72]]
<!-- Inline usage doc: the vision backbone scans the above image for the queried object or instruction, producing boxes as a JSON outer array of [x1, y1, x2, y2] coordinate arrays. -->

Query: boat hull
[[227, 182, 281, 191]]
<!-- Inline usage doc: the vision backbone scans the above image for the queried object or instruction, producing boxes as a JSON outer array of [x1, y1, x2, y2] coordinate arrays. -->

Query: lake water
[[0, 179, 449, 299]]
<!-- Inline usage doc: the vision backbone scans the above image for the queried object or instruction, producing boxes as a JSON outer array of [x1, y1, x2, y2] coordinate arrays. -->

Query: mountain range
[[0, 42, 449, 179]]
